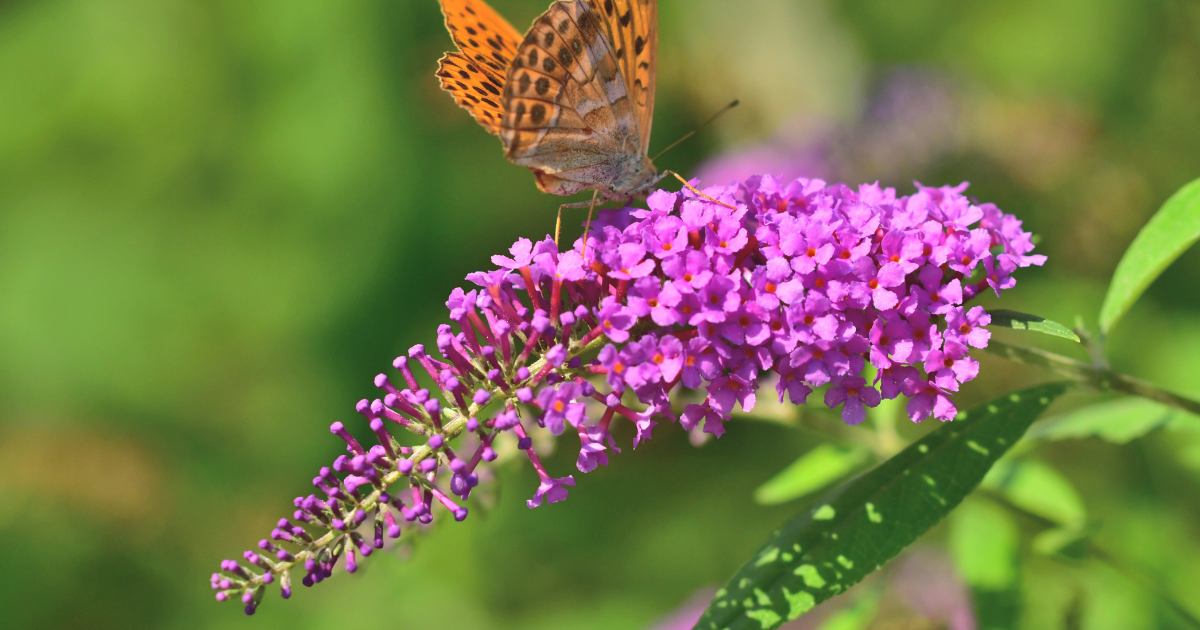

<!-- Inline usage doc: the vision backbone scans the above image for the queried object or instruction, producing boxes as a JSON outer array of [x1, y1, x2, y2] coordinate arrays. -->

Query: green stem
[[985, 340, 1200, 415]]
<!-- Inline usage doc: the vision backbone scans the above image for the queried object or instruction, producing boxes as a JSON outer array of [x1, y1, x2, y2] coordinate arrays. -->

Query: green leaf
[[1099, 177, 1200, 334], [949, 498, 1019, 590], [754, 445, 870, 505], [813, 587, 880, 630], [692, 383, 1068, 630], [986, 310, 1080, 342], [950, 499, 1022, 630], [1025, 397, 1188, 444], [983, 458, 1086, 528]]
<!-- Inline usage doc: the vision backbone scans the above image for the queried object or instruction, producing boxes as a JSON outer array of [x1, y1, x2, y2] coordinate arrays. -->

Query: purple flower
[[775, 367, 813, 405], [681, 403, 728, 438], [945, 306, 991, 348], [492, 237, 537, 270], [649, 335, 685, 383], [661, 250, 714, 292], [527, 475, 576, 508], [791, 337, 852, 387], [904, 379, 958, 422], [707, 374, 757, 417], [210, 173, 1042, 613], [575, 423, 613, 472], [853, 258, 905, 311], [604, 243, 657, 280], [824, 375, 882, 425], [869, 314, 915, 368], [627, 277, 683, 326], [924, 340, 980, 391], [596, 296, 635, 343], [537, 382, 586, 435]]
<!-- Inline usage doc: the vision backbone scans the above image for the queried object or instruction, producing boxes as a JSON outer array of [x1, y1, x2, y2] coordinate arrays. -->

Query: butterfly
[[435, 0, 732, 232]]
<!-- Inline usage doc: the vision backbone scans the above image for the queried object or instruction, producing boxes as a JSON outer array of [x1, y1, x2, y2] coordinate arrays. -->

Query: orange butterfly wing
[[437, 0, 659, 197], [498, 1, 658, 196], [437, 0, 523, 135], [588, 0, 656, 155]]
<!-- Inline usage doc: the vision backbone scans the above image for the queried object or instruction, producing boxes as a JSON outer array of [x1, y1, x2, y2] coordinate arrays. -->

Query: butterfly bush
[[211, 175, 1044, 613]]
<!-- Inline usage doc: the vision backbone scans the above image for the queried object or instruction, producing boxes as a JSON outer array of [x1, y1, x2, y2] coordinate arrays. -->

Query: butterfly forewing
[[439, 0, 522, 83], [436, 53, 507, 134]]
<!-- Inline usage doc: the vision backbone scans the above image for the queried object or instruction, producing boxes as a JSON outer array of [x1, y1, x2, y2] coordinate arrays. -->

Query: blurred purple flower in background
[[211, 173, 1041, 613], [698, 68, 961, 187]]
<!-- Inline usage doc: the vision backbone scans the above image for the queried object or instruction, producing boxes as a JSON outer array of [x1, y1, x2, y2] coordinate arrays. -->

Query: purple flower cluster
[[211, 175, 1043, 613]]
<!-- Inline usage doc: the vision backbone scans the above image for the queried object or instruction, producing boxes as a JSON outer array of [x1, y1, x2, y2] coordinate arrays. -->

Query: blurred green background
[[1, 0, 1199, 628]]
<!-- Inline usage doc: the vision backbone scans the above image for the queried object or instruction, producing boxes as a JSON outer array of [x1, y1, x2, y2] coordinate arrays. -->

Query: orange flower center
[[943, 357, 954, 368], [806, 247, 817, 258], [959, 323, 971, 334], [868, 279, 879, 290], [663, 243, 673, 251], [840, 250, 851, 259], [814, 278, 826, 288], [847, 388, 859, 397], [813, 350, 824, 359], [764, 282, 776, 293], [553, 401, 565, 412], [739, 316, 751, 327], [803, 314, 814, 325], [613, 362, 625, 374], [653, 353, 665, 364]]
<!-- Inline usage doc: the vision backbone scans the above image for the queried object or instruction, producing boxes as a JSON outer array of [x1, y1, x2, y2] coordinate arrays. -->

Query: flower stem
[[985, 340, 1200, 415]]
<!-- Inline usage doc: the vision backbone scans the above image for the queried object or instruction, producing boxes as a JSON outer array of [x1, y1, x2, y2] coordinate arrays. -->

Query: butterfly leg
[[580, 188, 600, 261], [663, 170, 737, 209], [556, 190, 612, 247], [555, 205, 563, 248]]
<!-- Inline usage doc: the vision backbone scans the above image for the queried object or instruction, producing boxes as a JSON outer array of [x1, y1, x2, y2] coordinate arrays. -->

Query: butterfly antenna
[[651, 99, 740, 162]]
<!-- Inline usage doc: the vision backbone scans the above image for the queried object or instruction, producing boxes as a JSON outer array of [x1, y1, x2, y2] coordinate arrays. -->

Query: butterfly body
[[437, 0, 660, 202]]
